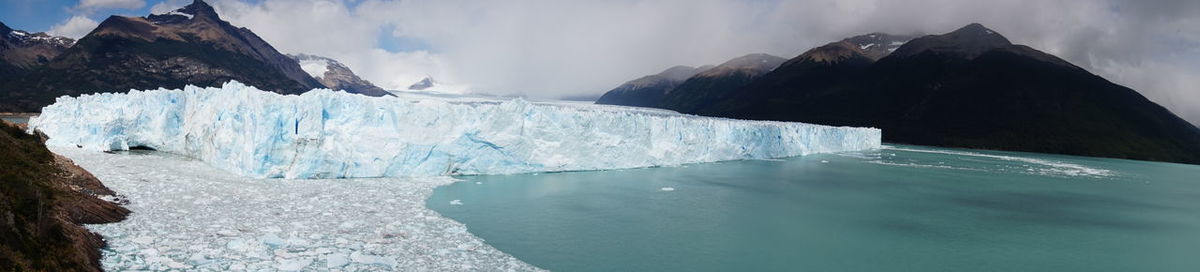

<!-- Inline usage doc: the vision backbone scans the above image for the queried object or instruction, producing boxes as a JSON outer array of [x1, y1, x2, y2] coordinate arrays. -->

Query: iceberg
[[31, 81, 881, 178]]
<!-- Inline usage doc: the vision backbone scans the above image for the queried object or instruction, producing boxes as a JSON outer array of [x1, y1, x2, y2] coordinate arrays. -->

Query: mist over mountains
[[1, 1, 1197, 164], [598, 23, 1200, 165]]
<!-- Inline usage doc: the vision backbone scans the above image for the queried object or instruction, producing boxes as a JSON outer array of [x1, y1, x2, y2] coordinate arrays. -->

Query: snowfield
[[57, 147, 540, 271], [31, 81, 880, 179]]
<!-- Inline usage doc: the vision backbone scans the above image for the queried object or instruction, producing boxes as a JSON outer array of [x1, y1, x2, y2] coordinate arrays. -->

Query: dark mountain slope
[[699, 40, 879, 119], [0, 0, 325, 112], [656, 53, 785, 113], [594, 34, 911, 111], [700, 23, 1200, 164], [595, 65, 712, 107], [841, 32, 918, 60]]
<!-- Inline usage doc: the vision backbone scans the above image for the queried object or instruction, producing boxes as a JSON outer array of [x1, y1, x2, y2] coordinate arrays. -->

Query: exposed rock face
[[408, 77, 435, 90], [656, 53, 786, 113], [289, 54, 391, 97], [840, 32, 917, 60], [0, 22, 74, 70], [594, 65, 712, 107], [0, 120, 129, 271], [0, 0, 325, 112]]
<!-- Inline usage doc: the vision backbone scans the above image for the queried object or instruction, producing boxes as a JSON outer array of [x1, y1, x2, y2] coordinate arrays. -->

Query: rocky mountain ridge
[[597, 23, 1200, 164], [290, 54, 390, 97], [0, 0, 325, 112]]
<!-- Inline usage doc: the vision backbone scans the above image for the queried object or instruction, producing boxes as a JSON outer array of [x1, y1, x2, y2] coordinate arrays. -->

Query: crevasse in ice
[[31, 81, 881, 178]]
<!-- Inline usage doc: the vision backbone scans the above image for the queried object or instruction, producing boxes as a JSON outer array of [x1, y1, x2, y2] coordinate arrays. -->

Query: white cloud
[[196, 0, 1199, 124], [204, 0, 452, 91], [47, 16, 100, 39], [1095, 59, 1200, 126], [75, 0, 146, 12], [149, 0, 191, 14], [57, 0, 146, 39]]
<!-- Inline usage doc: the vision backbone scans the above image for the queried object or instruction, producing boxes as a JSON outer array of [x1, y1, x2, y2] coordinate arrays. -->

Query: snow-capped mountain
[[0, 0, 324, 112], [289, 54, 390, 97], [0, 21, 74, 70]]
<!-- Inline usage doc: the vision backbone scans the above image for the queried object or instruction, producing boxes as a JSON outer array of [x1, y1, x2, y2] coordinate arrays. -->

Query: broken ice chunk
[[275, 258, 312, 271], [131, 236, 155, 244], [325, 253, 350, 268], [350, 251, 397, 267], [260, 233, 287, 248]]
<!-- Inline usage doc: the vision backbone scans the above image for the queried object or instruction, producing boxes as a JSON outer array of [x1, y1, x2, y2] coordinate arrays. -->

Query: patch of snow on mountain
[[32, 81, 881, 179], [298, 59, 330, 79], [165, 11, 195, 19]]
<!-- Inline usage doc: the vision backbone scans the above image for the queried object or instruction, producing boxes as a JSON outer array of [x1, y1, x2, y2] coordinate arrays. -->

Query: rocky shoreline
[[1, 120, 129, 271]]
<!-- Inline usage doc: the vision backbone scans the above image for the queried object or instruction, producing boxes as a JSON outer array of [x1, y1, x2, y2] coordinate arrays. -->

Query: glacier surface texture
[[31, 81, 881, 178]]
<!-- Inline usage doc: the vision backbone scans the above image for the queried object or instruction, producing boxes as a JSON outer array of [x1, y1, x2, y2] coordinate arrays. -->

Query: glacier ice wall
[[31, 81, 881, 178]]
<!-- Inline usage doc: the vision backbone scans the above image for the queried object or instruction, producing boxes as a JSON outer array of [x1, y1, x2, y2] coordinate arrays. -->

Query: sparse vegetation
[[0, 121, 128, 271]]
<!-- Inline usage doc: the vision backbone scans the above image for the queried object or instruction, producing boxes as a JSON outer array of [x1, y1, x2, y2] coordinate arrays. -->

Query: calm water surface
[[0, 116, 29, 124], [428, 145, 1200, 272]]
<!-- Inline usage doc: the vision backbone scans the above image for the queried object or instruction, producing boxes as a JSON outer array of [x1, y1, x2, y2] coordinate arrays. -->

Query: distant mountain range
[[0, 22, 74, 71], [0, 0, 386, 112], [597, 34, 914, 109], [598, 24, 1200, 165], [408, 76, 436, 90]]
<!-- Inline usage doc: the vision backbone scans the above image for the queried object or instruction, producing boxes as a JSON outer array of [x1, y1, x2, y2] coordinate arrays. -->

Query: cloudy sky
[[2, 0, 1198, 124]]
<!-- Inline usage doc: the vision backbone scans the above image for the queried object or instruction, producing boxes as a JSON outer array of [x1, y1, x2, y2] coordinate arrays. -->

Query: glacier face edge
[[30, 81, 881, 179]]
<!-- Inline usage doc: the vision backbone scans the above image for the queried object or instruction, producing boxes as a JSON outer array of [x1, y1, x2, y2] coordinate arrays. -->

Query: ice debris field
[[31, 81, 881, 178], [57, 147, 539, 271]]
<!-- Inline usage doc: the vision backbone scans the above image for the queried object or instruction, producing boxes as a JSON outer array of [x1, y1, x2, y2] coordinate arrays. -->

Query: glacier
[[30, 81, 881, 178]]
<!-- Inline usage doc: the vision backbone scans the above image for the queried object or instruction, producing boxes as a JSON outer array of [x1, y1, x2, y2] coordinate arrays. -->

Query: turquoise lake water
[[427, 145, 1200, 271], [0, 117, 28, 124]]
